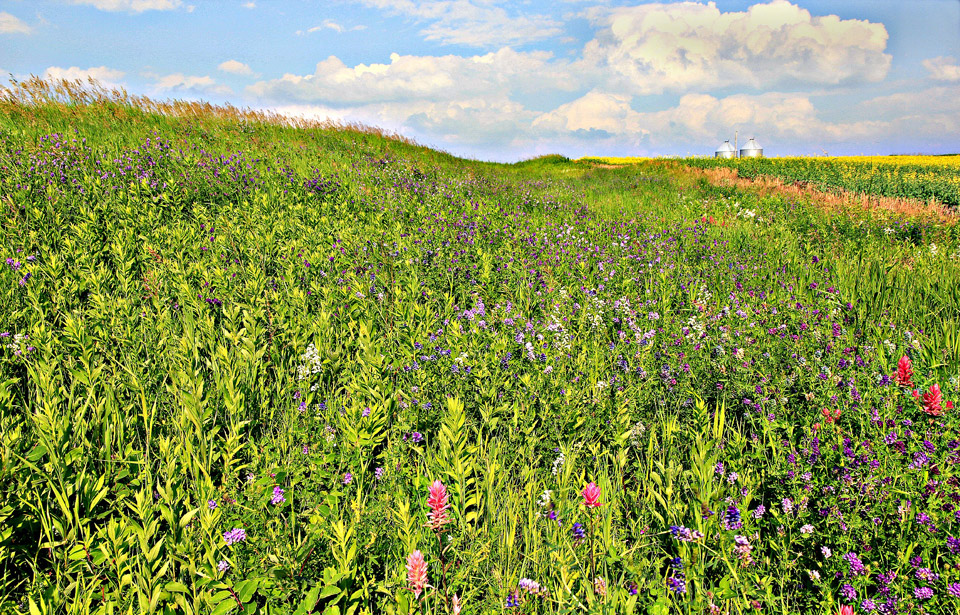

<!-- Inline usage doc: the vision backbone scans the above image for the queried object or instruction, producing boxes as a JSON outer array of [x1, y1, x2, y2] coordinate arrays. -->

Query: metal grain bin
[[740, 138, 763, 158], [715, 140, 736, 159]]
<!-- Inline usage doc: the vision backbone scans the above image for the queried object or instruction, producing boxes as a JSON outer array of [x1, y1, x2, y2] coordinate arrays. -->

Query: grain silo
[[715, 140, 736, 159], [739, 138, 763, 158]]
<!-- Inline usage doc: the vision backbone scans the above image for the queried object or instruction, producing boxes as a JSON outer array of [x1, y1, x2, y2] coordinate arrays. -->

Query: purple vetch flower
[[913, 586, 934, 600], [733, 535, 753, 565], [217, 560, 230, 572], [947, 536, 960, 554], [270, 486, 285, 505], [844, 552, 866, 576], [571, 522, 586, 544], [915, 568, 938, 582], [223, 528, 247, 545], [343, 472, 353, 485], [948, 583, 960, 598], [722, 505, 742, 530], [752, 505, 765, 519], [666, 575, 686, 595], [861, 599, 876, 612], [375, 466, 384, 480], [840, 584, 857, 601], [207, 499, 217, 510], [669, 525, 704, 541]]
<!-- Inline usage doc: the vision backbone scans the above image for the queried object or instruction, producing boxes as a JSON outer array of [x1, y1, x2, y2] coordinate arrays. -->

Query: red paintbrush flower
[[839, 606, 854, 615], [821, 408, 840, 424], [406, 550, 428, 598], [922, 384, 943, 416], [426, 479, 451, 530], [582, 482, 602, 508], [894, 355, 913, 387]]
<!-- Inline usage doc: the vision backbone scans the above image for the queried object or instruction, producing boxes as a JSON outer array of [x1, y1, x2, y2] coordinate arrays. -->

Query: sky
[[1, 0, 959, 161]]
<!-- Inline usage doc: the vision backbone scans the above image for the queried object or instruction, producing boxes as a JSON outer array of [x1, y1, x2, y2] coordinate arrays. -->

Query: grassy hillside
[[2, 81, 960, 614]]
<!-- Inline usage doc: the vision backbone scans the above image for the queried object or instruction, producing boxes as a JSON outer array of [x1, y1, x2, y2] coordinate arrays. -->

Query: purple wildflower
[[223, 528, 247, 545]]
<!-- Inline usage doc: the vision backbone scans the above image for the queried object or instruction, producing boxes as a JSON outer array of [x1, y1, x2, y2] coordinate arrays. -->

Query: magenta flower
[[582, 482, 602, 508]]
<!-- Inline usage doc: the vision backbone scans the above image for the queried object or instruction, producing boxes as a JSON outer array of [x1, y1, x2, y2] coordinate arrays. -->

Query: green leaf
[[319, 585, 341, 599], [211, 599, 238, 615], [234, 578, 259, 603], [293, 586, 322, 615]]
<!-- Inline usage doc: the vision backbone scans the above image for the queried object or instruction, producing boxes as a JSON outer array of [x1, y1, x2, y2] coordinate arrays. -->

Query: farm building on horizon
[[715, 140, 736, 158], [740, 138, 763, 158], [715, 137, 764, 158]]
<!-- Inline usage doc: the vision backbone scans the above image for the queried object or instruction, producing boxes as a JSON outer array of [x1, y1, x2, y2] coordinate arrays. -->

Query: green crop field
[[589, 155, 960, 208], [3, 83, 960, 615]]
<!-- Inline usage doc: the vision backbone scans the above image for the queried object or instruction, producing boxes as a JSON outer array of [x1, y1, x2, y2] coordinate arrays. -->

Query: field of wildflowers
[[2, 81, 960, 614]]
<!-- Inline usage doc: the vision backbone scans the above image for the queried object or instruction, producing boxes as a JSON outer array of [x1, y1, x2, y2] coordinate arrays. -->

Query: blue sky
[[1, 0, 959, 161]]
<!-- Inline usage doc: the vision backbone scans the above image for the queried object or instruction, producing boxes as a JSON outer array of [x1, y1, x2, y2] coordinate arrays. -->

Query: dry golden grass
[[0, 76, 417, 144]]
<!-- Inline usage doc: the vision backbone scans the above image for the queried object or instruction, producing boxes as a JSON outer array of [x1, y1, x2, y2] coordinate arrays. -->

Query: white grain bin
[[715, 140, 736, 159], [739, 138, 763, 158]]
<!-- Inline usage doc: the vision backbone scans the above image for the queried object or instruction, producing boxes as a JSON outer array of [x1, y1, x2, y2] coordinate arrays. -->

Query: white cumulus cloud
[[534, 89, 887, 149], [923, 56, 960, 82], [246, 48, 576, 107], [145, 72, 232, 95], [218, 60, 254, 76], [533, 91, 650, 142], [579, 0, 891, 94], [44, 65, 126, 87], [0, 11, 31, 33]]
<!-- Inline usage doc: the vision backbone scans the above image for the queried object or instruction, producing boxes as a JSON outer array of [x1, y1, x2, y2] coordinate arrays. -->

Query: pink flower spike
[[839, 606, 854, 615], [406, 550, 428, 598], [426, 479, 451, 530], [582, 482, 602, 508]]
